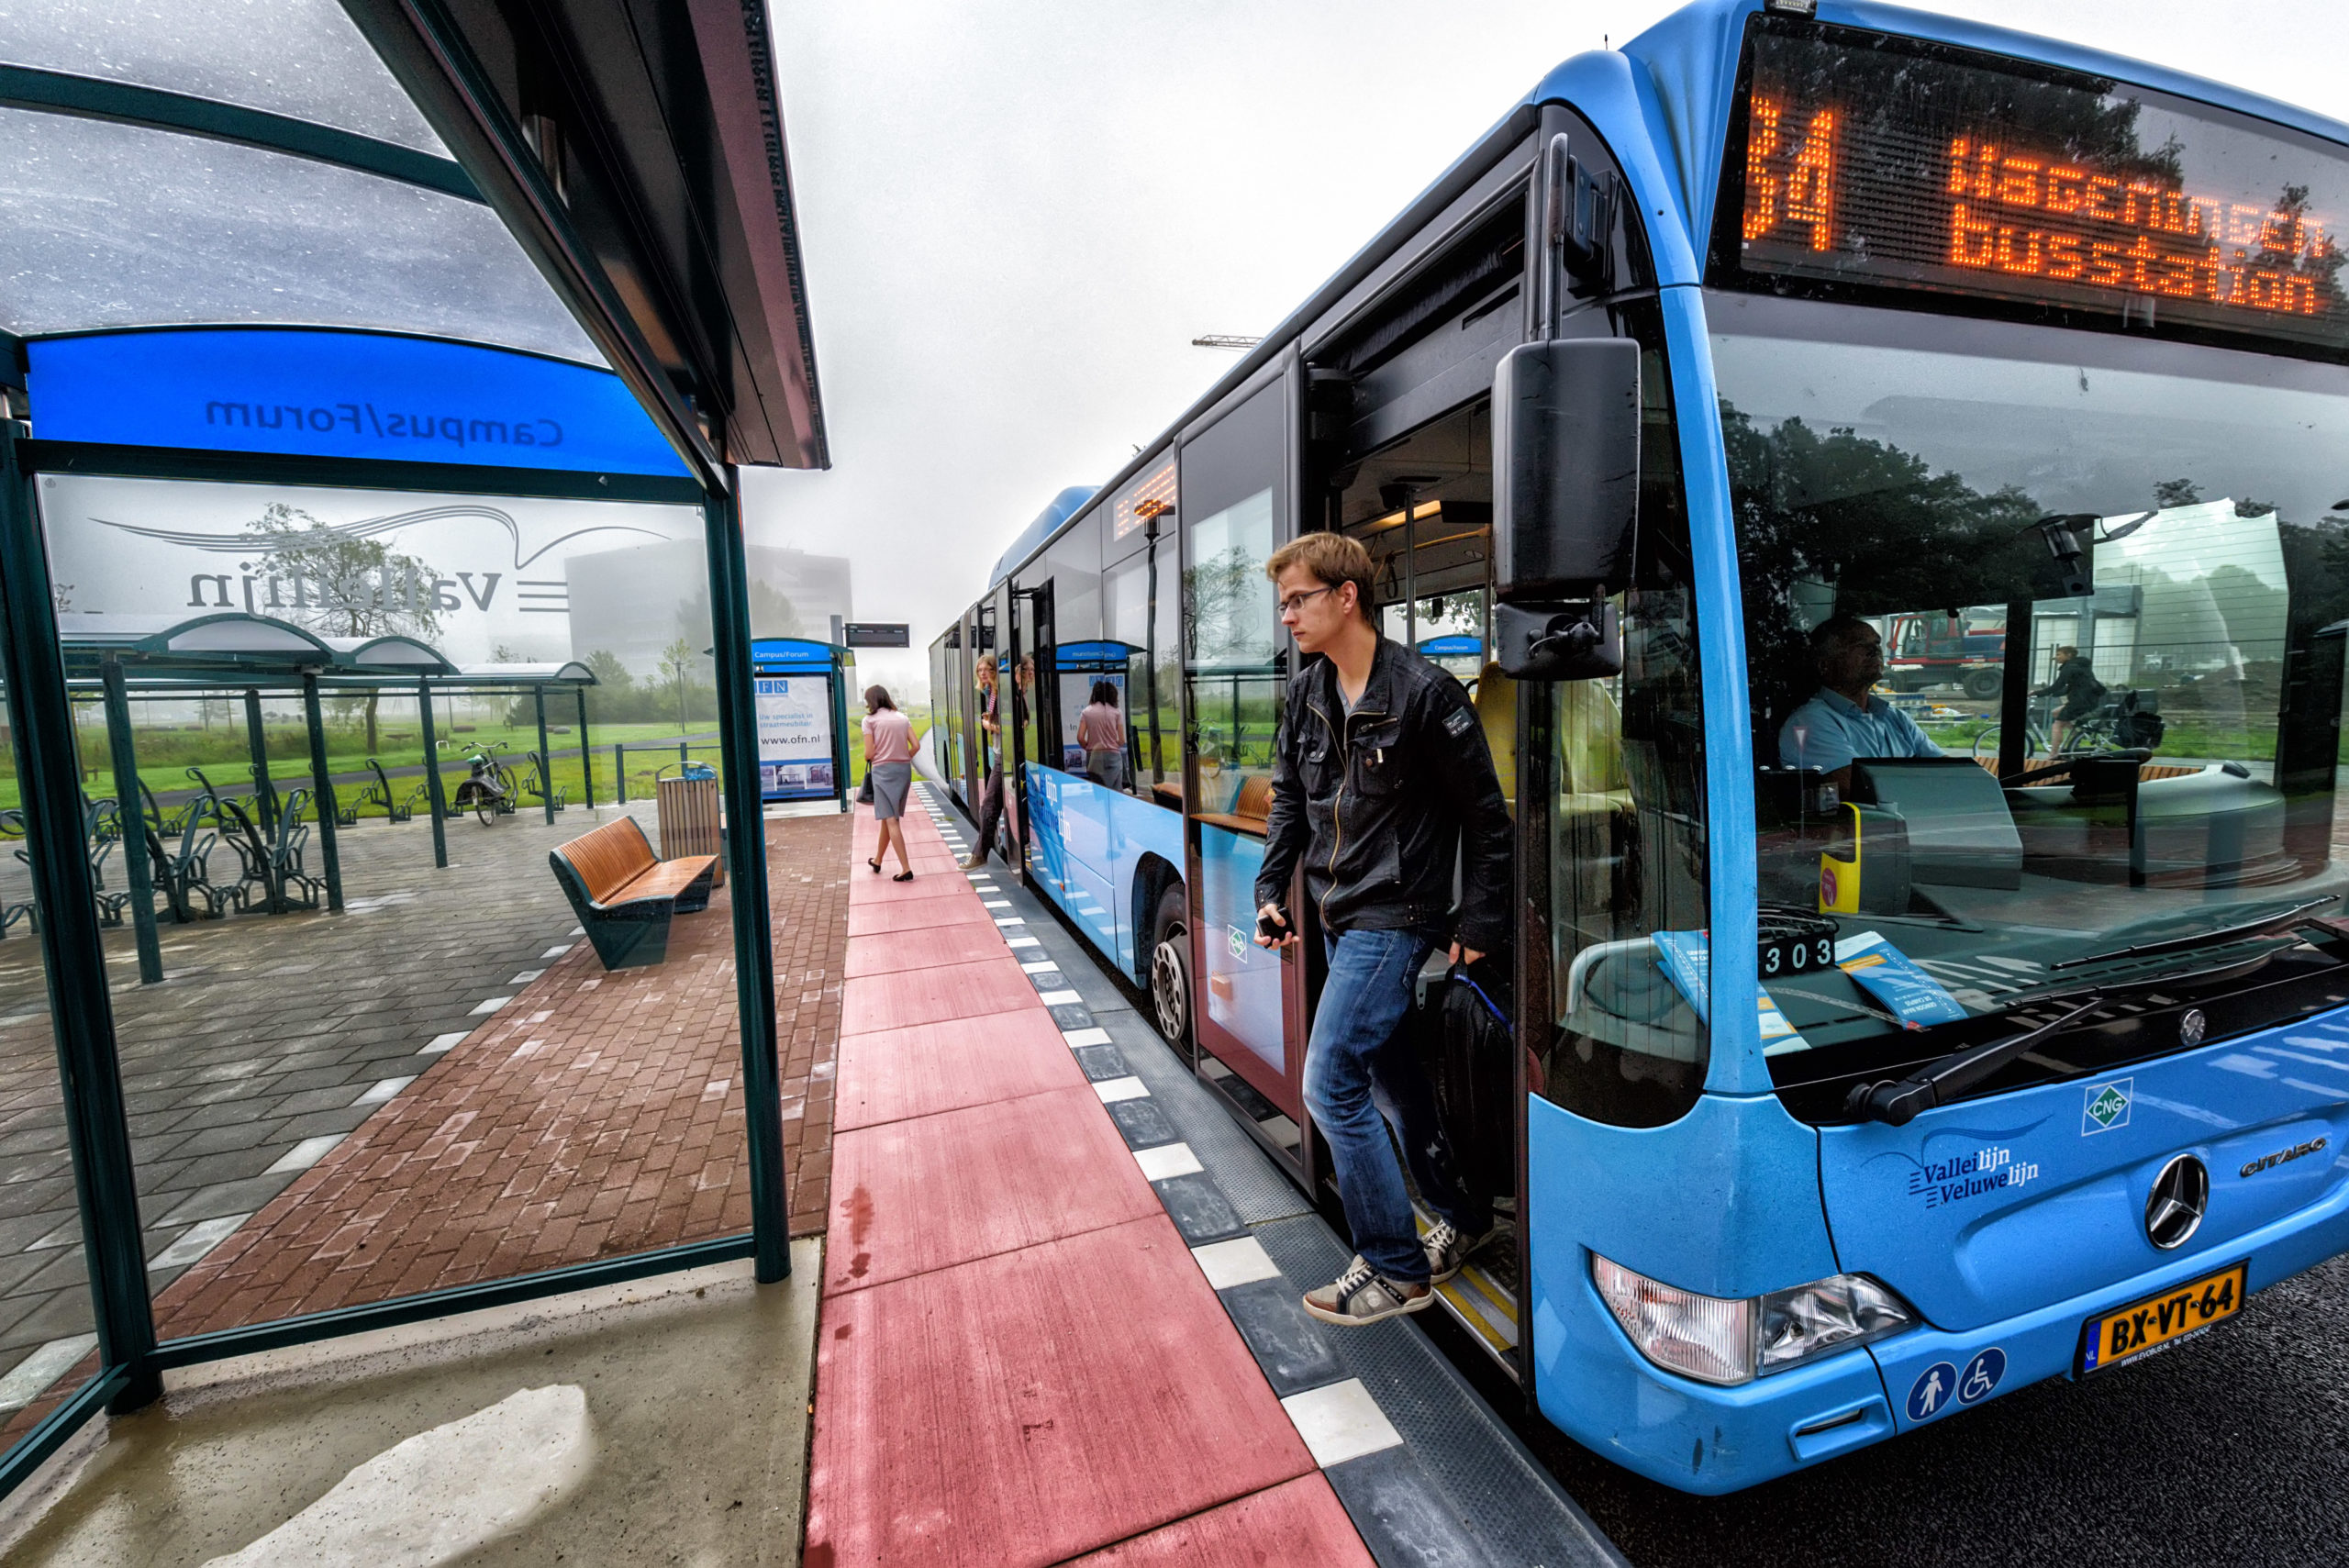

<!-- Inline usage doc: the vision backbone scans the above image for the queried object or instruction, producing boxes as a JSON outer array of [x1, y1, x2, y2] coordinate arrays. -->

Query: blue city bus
[[926, 0, 2349, 1493]]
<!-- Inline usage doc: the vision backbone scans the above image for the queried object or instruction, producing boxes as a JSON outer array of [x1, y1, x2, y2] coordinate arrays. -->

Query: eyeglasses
[[1277, 585, 1340, 617]]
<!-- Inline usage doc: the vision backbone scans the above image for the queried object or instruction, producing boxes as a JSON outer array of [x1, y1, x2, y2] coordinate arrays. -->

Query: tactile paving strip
[[1254, 1214, 1622, 1568], [1100, 1010, 1315, 1227]]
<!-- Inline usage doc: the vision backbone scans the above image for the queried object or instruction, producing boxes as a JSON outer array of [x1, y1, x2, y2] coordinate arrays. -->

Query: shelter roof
[[56, 610, 335, 670], [0, 0, 827, 478], [451, 661, 597, 686]]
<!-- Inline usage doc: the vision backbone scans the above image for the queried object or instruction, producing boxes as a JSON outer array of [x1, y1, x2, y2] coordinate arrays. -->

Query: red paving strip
[[1062, 1475, 1376, 1566], [846, 896, 996, 937], [807, 1217, 1316, 1568], [833, 1011, 1084, 1130], [839, 953, 1040, 1035], [148, 815, 850, 1337], [805, 796, 1368, 1567], [842, 921, 1009, 977], [824, 1084, 1160, 1293]]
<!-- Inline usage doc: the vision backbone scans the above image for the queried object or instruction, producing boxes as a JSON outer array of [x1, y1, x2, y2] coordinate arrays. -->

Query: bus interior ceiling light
[[1765, 0, 1818, 14], [1593, 1256, 1915, 1385]]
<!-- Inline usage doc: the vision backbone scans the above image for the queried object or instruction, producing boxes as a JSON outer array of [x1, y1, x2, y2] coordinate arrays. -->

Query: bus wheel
[[1150, 884, 1192, 1059]]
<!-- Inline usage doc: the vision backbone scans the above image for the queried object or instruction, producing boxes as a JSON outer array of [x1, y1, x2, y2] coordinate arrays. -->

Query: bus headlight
[[1593, 1254, 1915, 1385], [1758, 1273, 1913, 1373]]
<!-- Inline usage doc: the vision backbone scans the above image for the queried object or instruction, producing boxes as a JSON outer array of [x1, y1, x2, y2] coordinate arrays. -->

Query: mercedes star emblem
[[2145, 1153, 2210, 1251], [2179, 1008, 2208, 1047]]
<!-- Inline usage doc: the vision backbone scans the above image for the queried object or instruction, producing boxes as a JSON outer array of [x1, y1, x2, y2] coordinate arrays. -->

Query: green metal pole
[[0, 422, 160, 1411], [615, 743, 627, 805], [95, 662, 161, 981], [417, 678, 447, 869], [242, 687, 275, 833], [830, 654, 851, 815], [533, 686, 554, 824], [300, 672, 343, 912], [705, 475, 789, 1283], [577, 686, 595, 808], [98, 659, 161, 984]]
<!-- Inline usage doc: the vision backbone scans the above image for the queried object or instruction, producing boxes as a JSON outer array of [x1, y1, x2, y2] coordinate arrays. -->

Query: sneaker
[[1423, 1219, 1480, 1284], [1302, 1255, 1432, 1328], [961, 851, 987, 870]]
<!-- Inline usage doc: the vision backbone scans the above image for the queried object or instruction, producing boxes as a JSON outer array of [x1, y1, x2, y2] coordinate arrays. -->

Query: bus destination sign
[[1726, 24, 2349, 354]]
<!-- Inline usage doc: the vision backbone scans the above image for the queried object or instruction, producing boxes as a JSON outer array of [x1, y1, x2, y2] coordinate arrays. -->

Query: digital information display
[[1722, 23, 2349, 354]]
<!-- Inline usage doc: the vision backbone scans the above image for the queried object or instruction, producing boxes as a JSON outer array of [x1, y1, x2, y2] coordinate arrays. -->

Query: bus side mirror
[[1491, 338, 1639, 681]]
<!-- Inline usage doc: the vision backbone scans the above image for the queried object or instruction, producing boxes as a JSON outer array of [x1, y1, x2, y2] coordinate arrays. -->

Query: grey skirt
[[868, 761, 913, 819]]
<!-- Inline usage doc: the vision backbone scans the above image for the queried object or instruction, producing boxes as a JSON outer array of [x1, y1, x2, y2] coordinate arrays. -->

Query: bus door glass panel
[[1182, 381, 1298, 1122], [1106, 454, 1183, 802], [1013, 578, 1052, 878], [1537, 328, 1713, 1129], [1107, 556, 1152, 795]]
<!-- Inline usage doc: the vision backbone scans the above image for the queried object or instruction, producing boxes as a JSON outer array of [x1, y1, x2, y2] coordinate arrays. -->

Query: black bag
[[1419, 961, 1517, 1210]]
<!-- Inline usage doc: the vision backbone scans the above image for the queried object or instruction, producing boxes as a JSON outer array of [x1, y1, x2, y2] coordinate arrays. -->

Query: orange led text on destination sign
[[1944, 138, 2337, 317]]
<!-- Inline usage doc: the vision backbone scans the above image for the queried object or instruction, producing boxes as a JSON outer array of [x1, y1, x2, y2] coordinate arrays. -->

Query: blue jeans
[[1306, 929, 1487, 1284]]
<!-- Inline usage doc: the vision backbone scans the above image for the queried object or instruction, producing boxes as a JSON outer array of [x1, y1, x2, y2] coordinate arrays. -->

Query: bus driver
[[1777, 614, 1943, 795]]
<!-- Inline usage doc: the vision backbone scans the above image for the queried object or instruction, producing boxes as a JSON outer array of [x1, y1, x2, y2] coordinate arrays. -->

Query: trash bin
[[657, 774, 725, 888]]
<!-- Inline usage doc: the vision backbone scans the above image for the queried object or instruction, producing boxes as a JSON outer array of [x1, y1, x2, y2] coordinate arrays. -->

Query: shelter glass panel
[[0, 597, 103, 1453], [27, 471, 805, 1338], [0, 1, 448, 153], [0, 110, 595, 361]]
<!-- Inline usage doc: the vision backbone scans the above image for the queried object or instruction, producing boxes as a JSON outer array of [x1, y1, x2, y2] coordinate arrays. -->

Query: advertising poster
[[756, 675, 835, 801]]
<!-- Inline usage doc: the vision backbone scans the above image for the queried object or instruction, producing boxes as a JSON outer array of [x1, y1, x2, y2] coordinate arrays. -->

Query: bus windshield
[[1713, 290, 2349, 1065]]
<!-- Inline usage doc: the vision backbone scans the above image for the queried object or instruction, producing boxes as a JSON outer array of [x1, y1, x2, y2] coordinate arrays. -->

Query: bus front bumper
[[1532, 1173, 2349, 1495]]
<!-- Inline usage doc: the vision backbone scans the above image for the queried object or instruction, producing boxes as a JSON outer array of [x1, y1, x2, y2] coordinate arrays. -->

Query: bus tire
[[1149, 884, 1192, 1059]]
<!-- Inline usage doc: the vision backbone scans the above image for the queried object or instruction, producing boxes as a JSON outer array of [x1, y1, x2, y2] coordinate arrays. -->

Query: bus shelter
[[53, 610, 470, 984], [746, 638, 852, 810], [0, 0, 827, 1492]]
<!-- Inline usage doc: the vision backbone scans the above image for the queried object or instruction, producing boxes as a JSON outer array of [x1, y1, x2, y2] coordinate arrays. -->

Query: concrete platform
[[0, 1242, 821, 1567]]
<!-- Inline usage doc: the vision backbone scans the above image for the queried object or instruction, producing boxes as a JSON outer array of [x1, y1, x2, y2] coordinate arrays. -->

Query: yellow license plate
[[2077, 1261, 2247, 1374]]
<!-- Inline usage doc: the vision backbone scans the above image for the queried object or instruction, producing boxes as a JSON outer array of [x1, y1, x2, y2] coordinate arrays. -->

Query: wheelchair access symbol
[[1956, 1347, 2005, 1405]]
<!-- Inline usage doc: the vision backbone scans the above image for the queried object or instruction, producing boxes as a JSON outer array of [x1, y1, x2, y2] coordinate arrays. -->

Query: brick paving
[[150, 812, 847, 1334], [0, 801, 846, 1430]]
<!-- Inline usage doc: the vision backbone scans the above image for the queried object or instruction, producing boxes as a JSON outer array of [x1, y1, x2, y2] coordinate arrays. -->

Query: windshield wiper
[[2050, 895, 2334, 971], [1844, 946, 2287, 1127]]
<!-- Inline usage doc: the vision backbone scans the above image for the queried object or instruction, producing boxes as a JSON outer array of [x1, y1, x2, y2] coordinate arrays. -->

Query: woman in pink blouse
[[862, 685, 917, 881]]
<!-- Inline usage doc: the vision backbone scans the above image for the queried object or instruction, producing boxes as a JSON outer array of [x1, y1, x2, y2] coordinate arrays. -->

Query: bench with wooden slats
[[548, 816, 718, 971], [1193, 774, 1273, 837]]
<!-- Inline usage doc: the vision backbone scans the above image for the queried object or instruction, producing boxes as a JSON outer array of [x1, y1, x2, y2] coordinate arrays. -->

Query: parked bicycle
[[448, 740, 518, 825]]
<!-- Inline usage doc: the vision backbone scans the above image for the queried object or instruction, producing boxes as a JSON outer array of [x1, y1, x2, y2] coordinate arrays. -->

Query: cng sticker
[[2083, 1078, 2132, 1136]]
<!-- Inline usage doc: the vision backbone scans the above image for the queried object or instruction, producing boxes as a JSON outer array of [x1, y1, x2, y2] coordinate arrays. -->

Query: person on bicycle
[[1777, 615, 1942, 795], [2034, 644, 2104, 753]]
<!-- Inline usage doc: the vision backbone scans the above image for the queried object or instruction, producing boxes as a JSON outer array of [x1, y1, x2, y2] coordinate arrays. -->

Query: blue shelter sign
[[27, 328, 692, 478]]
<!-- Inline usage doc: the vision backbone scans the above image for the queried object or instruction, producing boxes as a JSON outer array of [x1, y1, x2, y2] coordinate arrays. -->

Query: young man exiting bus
[[1254, 532, 1513, 1326]]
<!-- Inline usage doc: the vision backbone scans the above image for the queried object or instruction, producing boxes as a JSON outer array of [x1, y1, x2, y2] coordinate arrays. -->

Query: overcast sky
[[746, 0, 2349, 701]]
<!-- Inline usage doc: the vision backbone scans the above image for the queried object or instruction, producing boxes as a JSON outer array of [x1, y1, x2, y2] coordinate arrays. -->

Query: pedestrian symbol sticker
[[1906, 1362, 1958, 1421], [2083, 1078, 2132, 1135], [1957, 1346, 2005, 1405]]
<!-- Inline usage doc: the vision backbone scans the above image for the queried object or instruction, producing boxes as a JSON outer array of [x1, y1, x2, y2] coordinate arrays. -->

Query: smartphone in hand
[[1257, 906, 1291, 944]]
